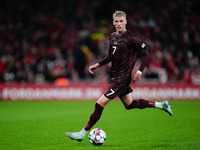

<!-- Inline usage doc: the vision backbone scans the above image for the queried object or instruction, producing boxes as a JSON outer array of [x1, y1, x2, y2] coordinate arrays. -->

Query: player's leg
[[120, 92, 156, 108], [120, 93, 173, 116], [66, 95, 111, 142], [82, 85, 116, 131], [84, 95, 111, 131], [121, 93, 155, 109], [119, 92, 132, 107]]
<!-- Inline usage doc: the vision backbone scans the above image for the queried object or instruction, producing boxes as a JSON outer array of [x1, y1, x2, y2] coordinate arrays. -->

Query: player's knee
[[125, 100, 137, 110], [125, 105, 132, 110]]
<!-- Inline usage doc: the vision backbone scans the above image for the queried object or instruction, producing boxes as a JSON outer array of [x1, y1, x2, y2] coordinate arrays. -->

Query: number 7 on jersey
[[112, 46, 117, 54]]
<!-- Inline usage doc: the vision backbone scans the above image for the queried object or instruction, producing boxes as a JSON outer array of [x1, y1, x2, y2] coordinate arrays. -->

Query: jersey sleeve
[[131, 36, 150, 72], [138, 50, 150, 72], [131, 36, 149, 53], [98, 37, 112, 67], [98, 54, 111, 67]]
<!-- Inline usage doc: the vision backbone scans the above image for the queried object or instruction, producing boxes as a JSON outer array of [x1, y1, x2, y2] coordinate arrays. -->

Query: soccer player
[[66, 10, 173, 142]]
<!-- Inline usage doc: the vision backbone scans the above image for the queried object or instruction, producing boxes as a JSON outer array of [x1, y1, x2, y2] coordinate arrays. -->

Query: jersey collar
[[115, 30, 127, 37]]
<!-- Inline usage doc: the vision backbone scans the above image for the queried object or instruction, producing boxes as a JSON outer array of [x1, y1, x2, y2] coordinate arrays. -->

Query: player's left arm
[[138, 48, 150, 73], [132, 38, 150, 81]]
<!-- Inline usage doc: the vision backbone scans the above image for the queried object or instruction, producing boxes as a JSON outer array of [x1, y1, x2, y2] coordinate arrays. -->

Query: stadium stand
[[0, 0, 199, 84]]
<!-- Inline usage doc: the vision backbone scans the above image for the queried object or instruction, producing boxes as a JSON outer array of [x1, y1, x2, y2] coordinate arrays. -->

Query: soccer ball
[[88, 128, 106, 146]]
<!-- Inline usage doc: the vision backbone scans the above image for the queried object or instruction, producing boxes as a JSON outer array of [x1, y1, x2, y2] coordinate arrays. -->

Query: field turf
[[0, 100, 200, 150]]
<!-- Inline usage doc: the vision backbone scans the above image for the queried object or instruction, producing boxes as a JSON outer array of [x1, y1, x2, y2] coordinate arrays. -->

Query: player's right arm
[[88, 54, 111, 75], [97, 37, 112, 67], [89, 36, 112, 75], [89, 63, 100, 75]]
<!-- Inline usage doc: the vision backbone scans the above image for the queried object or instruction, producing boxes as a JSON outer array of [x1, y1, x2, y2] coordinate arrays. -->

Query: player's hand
[[133, 70, 142, 82], [89, 63, 100, 74]]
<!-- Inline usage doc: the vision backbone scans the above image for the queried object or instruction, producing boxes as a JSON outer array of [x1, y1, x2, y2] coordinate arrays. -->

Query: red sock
[[84, 103, 104, 131], [126, 99, 155, 110]]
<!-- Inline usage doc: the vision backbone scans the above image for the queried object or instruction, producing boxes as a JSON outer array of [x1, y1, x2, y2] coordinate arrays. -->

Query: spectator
[[0, 0, 199, 84]]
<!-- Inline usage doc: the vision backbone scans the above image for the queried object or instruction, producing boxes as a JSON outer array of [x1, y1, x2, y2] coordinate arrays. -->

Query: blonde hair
[[113, 11, 126, 19]]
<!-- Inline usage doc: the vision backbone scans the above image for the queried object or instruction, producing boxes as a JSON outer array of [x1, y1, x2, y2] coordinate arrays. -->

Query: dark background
[[0, 0, 199, 84]]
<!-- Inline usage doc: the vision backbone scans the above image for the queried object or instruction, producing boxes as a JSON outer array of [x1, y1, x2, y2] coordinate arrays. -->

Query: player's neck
[[117, 29, 127, 35]]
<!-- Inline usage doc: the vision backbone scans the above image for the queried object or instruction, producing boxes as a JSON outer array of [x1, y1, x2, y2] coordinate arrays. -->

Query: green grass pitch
[[0, 100, 200, 150]]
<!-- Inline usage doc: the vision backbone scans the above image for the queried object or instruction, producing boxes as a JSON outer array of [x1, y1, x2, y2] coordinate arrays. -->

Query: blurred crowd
[[0, 0, 200, 84]]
